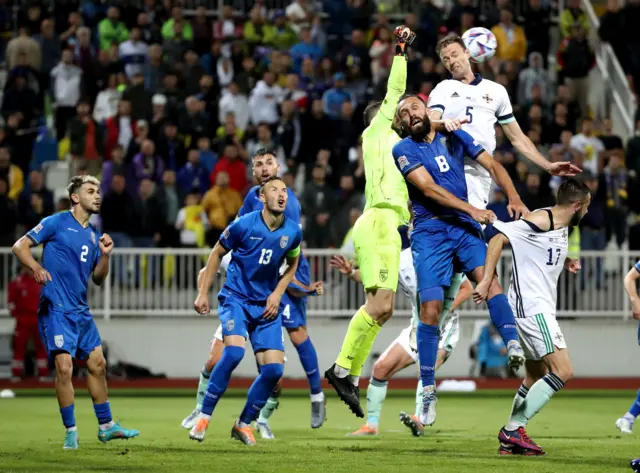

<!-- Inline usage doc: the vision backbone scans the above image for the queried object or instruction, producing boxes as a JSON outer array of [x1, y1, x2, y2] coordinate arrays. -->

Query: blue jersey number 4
[[546, 248, 561, 266]]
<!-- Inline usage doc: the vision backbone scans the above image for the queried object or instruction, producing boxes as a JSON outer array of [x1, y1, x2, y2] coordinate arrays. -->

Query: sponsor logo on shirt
[[398, 155, 410, 170], [33, 223, 44, 234], [451, 92, 460, 98], [67, 227, 78, 232], [250, 236, 263, 241]]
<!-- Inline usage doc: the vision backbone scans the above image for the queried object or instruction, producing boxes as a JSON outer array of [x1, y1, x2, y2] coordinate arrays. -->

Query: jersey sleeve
[[286, 228, 303, 258], [452, 130, 485, 160], [219, 217, 246, 252], [237, 193, 254, 217], [26, 214, 60, 246], [367, 55, 407, 132], [495, 85, 515, 125], [392, 140, 423, 176], [426, 81, 447, 115], [635, 260, 640, 273]]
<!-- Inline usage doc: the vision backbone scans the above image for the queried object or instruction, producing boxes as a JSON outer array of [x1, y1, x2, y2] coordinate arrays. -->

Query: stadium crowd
[[0, 0, 637, 256]]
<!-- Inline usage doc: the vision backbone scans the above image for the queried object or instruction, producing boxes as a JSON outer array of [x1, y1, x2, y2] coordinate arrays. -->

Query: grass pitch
[[0, 389, 638, 473]]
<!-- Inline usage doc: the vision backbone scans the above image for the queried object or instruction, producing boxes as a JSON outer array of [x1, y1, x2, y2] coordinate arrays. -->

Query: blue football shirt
[[220, 210, 302, 303], [392, 129, 484, 229], [26, 211, 101, 314]]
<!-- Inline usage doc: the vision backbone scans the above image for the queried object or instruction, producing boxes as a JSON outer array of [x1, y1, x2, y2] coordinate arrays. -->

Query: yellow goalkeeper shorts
[[353, 208, 402, 291]]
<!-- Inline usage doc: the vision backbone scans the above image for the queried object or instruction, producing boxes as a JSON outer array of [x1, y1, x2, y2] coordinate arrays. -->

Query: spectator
[[249, 71, 283, 126], [155, 170, 180, 247], [580, 172, 607, 288], [604, 152, 629, 248], [322, 73, 356, 120], [210, 144, 247, 194], [98, 7, 129, 51], [100, 173, 135, 249], [175, 191, 209, 248], [553, 84, 580, 131], [212, 5, 242, 56], [184, 49, 206, 95], [105, 99, 137, 161], [243, 8, 268, 52], [570, 118, 604, 175], [544, 103, 570, 146], [298, 57, 326, 100], [302, 164, 337, 248], [334, 102, 360, 164], [131, 177, 165, 248], [550, 129, 584, 169], [518, 172, 554, 209], [1, 73, 38, 125], [191, 7, 212, 56], [6, 26, 41, 71], [123, 72, 153, 121], [101, 145, 127, 196], [67, 99, 104, 175], [202, 171, 243, 245], [178, 149, 210, 198], [599, 0, 626, 71], [126, 120, 151, 162], [276, 99, 302, 167], [331, 174, 364, 245], [197, 137, 218, 174], [301, 99, 333, 168], [448, 0, 481, 32], [523, 0, 551, 60], [286, 0, 314, 33], [0, 147, 24, 201], [219, 81, 250, 132], [162, 6, 193, 41], [518, 52, 552, 106], [93, 73, 121, 124], [283, 73, 309, 111], [51, 48, 84, 141], [137, 11, 162, 45], [60, 11, 83, 48], [626, 120, 640, 211], [150, 93, 168, 139], [8, 264, 47, 380], [36, 19, 61, 82], [131, 139, 164, 194], [557, 22, 595, 118], [119, 26, 148, 79], [560, 0, 589, 38], [247, 123, 287, 171], [144, 43, 167, 93], [156, 121, 186, 171], [162, 20, 191, 66], [369, 28, 394, 85], [290, 27, 323, 74], [599, 117, 625, 158], [491, 8, 527, 64], [265, 10, 298, 51], [17, 169, 54, 227]]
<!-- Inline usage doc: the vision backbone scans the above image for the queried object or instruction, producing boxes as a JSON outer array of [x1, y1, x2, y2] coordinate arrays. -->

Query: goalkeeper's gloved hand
[[393, 25, 416, 55]]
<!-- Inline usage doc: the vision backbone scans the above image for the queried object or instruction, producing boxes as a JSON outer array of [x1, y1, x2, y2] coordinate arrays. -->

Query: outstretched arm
[[624, 265, 640, 320], [475, 152, 528, 220], [473, 233, 509, 304]]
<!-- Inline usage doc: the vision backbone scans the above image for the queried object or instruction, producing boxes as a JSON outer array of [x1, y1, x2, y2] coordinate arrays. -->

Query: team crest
[[91, 232, 96, 245], [226, 320, 235, 332], [379, 269, 388, 282], [54, 335, 64, 348], [440, 136, 448, 147], [280, 236, 289, 248], [555, 332, 564, 343]]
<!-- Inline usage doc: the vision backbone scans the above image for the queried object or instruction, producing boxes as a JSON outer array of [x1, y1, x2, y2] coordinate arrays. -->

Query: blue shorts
[[38, 309, 101, 361], [218, 291, 285, 352], [411, 219, 486, 303], [281, 293, 307, 329]]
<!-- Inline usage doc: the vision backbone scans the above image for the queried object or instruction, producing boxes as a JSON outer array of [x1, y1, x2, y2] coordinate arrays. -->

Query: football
[[462, 27, 497, 63]]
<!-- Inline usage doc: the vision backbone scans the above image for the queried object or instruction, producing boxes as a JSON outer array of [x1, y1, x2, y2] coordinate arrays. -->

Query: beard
[[568, 210, 582, 227], [407, 113, 431, 141]]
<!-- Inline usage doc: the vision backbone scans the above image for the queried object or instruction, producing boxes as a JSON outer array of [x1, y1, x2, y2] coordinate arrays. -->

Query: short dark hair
[[67, 175, 100, 204], [260, 175, 285, 194], [363, 101, 382, 127], [435, 34, 467, 56], [252, 148, 277, 161], [556, 178, 590, 205]]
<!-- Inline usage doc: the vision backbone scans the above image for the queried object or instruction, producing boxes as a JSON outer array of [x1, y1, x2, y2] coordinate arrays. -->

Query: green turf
[[0, 392, 638, 472]]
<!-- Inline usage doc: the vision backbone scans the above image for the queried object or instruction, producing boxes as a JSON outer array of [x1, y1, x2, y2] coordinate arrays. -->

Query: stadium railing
[[0, 247, 636, 320]]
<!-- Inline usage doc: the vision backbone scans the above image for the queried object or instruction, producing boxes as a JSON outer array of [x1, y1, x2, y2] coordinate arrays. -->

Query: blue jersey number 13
[[259, 249, 273, 265]]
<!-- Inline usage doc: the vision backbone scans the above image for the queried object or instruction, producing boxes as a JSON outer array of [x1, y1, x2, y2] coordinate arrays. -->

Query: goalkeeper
[[324, 25, 416, 417]]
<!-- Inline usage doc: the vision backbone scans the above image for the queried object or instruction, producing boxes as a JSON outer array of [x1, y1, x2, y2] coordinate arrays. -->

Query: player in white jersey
[[330, 248, 472, 437], [473, 179, 590, 456]]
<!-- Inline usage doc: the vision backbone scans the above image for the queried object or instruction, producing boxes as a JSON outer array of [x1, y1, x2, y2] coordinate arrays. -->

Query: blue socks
[[295, 338, 322, 395], [487, 294, 519, 346], [629, 389, 640, 418], [417, 322, 439, 387], [239, 363, 284, 425], [60, 404, 76, 428], [93, 401, 113, 425], [201, 346, 245, 416]]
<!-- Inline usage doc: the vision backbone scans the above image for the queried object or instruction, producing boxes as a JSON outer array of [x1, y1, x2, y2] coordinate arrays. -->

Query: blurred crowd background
[[0, 0, 638, 258]]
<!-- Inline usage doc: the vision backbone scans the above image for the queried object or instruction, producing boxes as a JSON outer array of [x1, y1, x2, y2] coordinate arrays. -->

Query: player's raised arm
[[624, 263, 640, 320], [473, 232, 509, 304], [366, 26, 413, 132], [91, 234, 114, 286]]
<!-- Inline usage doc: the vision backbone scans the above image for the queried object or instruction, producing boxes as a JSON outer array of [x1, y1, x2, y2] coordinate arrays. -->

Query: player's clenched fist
[[311, 281, 324, 296], [99, 234, 114, 256], [471, 208, 496, 225], [393, 25, 416, 46], [194, 292, 210, 315]]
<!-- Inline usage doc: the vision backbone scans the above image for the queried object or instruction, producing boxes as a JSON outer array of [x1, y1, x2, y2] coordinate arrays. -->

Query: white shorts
[[515, 313, 567, 361], [394, 311, 461, 362], [465, 175, 490, 211]]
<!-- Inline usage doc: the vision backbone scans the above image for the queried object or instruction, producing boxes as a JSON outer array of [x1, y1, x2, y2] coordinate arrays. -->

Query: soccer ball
[[462, 27, 497, 64]]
